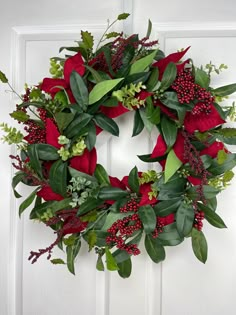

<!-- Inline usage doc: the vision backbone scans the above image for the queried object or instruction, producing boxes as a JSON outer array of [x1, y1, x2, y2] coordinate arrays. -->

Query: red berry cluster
[[152, 217, 165, 238], [106, 213, 142, 255], [194, 210, 205, 231], [172, 70, 215, 115], [24, 108, 48, 144], [120, 198, 139, 213]]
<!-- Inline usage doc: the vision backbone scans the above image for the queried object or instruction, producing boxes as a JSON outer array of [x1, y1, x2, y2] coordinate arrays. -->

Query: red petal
[[62, 215, 88, 235], [184, 104, 225, 133], [153, 47, 190, 79], [200, 141, 225, 158], [151, 134, 167, 158], [69, 148, 97, 175], [154, 100, 177, 120], [139, 183, 157, 206], [45, 118, 61, 149], [159, 213, 175, 226], [187, 176, 202, 186], [109, 176, 126, 190], [37, 185, 64, 201], [64, 52, 85, 84], [100, 102, 129, 119], [40, 78, 67, 98], [138, 91, 153, 101], [173, 132, 186, 163]]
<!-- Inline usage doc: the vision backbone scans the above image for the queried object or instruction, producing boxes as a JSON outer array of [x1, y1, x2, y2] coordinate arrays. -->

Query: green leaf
[[77, 197, 104, 216], [19, 188, 38, 217], [50, 258, 65, 265], [93, 113, 119, 136], [146, 67, 159, 91], [208, 153, 236, 175], [154, 198, 182, 217], [66, 245, 75, 275], [158, 223, 183, 246], [161, 116, 178, 149], [10, 110, 30, 122], [194, 68, 210, 89], [164, 149, 182, 183], [117, 13, 130, 20], [113, 249, 130, 264], [117, 258, 132, 278], [94, 164, 110, 186], [161, 91, 184, 111], [98, 187, 128, 200], [215, 128, 236, 145], [191, 228, 208, 263], [12, 172, 25, 198], [64, 113, 92, 138], [27, 144, 42, 178], [145, 97, 160, 125], [213, 83, 236, 97], [105, 247, 119, 271], [54, 112, 74, 132], [0, 70, 8, 83], [145, 235, 166, 263], [81, 30, 94, 50], [49, 160, 68, 197], [85, 122, 96, 151], [68, 167, 97, 183], [130, 50, 157, 75], [128, 166, 139, 193], [70, 71, 88, 110], [139, 108, 154, 134], [160, 62, 177, 91], [87, 230, 97, 251], [30, 198, 72, 219], [197, 203, 227, 228], [89, 78, 124, 105], [132, 110, 144, 137], [176, 203, 195, 236], [30, 144, 59, 161], [102, 212, 131, 231], [96, 255, 105, 271], [85, 65, 103, 83], [138, 205, 156, 234], [146, 19, 152, 38], [105, 31, 121, 39], [138, 153, 165, 163], [187, 185, 220, 200]]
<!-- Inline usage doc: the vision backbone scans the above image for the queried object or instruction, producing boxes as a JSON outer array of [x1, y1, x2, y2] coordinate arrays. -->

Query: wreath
[[1, 13, 236, 278]]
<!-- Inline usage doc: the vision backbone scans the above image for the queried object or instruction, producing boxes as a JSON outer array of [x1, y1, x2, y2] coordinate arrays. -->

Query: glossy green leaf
[[89, 78, 124, 105], [19, 188, 38, 217], [194, 68, 210, 88], [139, 108, 154, 134], [128, 166, 139, 193], [213, 83, 236, 97], [197, 203, 227, 228], [208, 153, 236, 175], [132, 110, 144, 137], [68, 167, 97, 183], [30, 198, 72, 219], [146, 67, 159, 91], [102, 212, 131, 231], [158, 223, 184, 246], [117, 13, 130, 20], [130, 50, 157, 75], [0, 70, 8, 83], [138, 205, 156, 234], [154, 198, 182, 217], [160, 62, 177, 91], [50, 258, 65, 265], [54, 112, 74, 132], [96, 255, 105, 271], [215, 128, 236, 145], [12, 172, 25, 198], [145, 234, 166, 263], [93, 113, 119, 136], [66, 245, 75, 275], [77, 197, 104, 216], [117, 258, 132, 278], [94, 164, 110, 186], [176, 203, 195, 236], [30, 144, 59, 161], [87, 230, 97, 251], [64, 113, 92, 138], [105, 247, 119, 271], [98, 187, 128, 200], [191, 228, 208, 263], [27, 144, 42, 178], [161, 91, 184, 110], [187, 185, 220, 200], [81, 30, 94, 50], [70, 71, 88, 110], [85, 122, 96, 151], [161, 116, 178, 149], [113, 249, 130, 264], [164, 149, 182, 183], [49, 160, 68, 197]]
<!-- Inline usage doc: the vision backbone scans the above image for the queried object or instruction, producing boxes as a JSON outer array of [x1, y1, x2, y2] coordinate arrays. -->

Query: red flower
[[100, 102, 129, 119], [37, 185, 64, 201], [41, 52, 85, 102], [69, 148, 97, 175], [159, 213, 175, 226], [45, 118, 61, 149], [184, 103, 225, 133]]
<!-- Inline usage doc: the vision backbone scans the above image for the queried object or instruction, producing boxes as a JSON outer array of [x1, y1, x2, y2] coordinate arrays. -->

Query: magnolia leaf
[[10, 110, 30, 122], [93, 113, 119, 136], [128, 166, 139, 193], [54, 112, 74, 132], [197, 203, 227, 229], [31, 144, 59, 161], [19, 188, 38, 217], [208, 153, 236, 175], [27, 144, 43, 178], [85, 122, 96, 151], [105, 247, 119, 271], [139, 108, 154, 134], [146, 67, 159, 91], [138, 205, 156, 234], [102, 212, 131, 231], [77, 197, 104, 216], [49, 160, 68, 197], [117, 258, 132, 278], [12, 172, 25, 198], [132, 109, 144, 137], [194, 68, 210, 88], [130, 50, 157, 75], [0, 70, 8, 83], [191, 228, 208, 263], [30, 198, 72, 219], [176, 202, 195, 236], [164, 149, 182, 183], [89, 78, 124, 105], [98, 187, 128, 200], [117, 13, 130, 20], [161, 116, 178, 149], [64, 113, 92, 138], [70, 71, 88, 110], [81, 30, 94, 50], [94, 164, 110, 186], [154, 198, 182, 217], [160, 62, 177, 91], [213, 83, 236, 97], [145, 235, 166, 263], [66, 245, 75, 275]]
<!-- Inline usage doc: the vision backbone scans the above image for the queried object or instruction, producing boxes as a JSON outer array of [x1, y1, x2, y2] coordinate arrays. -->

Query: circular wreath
[[1, 13, 236, 278]]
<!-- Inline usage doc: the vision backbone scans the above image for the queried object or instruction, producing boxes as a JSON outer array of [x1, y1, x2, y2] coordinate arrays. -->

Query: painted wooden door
[[1, 1, 236, 314]]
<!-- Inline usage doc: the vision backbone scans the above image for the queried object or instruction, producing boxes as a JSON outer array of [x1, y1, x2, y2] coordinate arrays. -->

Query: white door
[[1, 1, 236, 314]]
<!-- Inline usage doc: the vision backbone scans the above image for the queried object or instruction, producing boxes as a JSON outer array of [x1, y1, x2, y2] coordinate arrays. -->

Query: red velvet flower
[[69, 148, 97, 175], [37, 185, 64, 201], [45, 118, 61, 149], [41, 52, 85, 102]]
